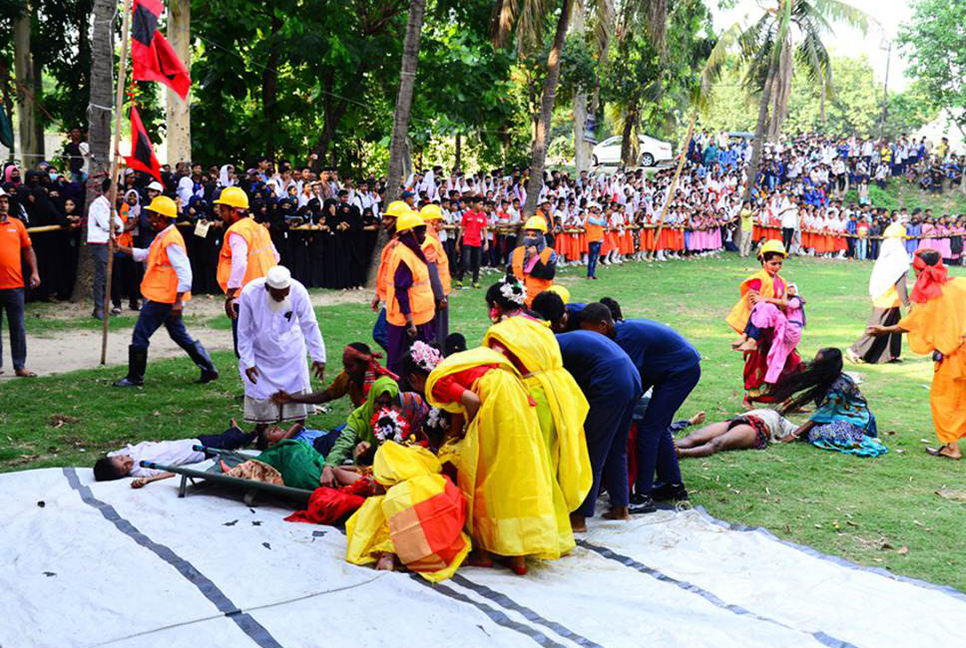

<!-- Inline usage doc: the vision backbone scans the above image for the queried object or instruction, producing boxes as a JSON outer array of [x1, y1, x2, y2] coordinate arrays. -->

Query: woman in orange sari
[[726, 240, 801, 404], [868, 249, 966, 459]]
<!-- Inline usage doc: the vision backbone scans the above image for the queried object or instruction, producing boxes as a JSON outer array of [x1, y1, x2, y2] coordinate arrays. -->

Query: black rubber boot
[[113, 346, 146, 387], [186, 340, 220, 383]]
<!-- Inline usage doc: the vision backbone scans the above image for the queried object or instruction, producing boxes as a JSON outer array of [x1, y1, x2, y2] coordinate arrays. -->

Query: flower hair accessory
[[370, 407, 414, 445], [499, 278, 526, 307], [409, 341, 442, 373]]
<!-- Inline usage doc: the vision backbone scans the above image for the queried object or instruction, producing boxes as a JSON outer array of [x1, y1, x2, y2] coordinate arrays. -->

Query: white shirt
[[237, 277, 326, 401], [109, 439, 205, 478], [87, 195, 124, 244], [781, 205, 799, 229], [131, 224, 193, 293]]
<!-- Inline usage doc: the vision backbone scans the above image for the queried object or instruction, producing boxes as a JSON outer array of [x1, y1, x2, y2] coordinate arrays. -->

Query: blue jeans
[[587, 241, 602, 277], [856, 238, 868, 260], [0, 288, 26, 371], [634, 362, 701, 494], [132, 300, 196, 351], [372, 307, 388, 352]]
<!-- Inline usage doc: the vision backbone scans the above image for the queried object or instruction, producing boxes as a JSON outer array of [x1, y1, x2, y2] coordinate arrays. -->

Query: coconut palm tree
[[736, 0, 870, 200]]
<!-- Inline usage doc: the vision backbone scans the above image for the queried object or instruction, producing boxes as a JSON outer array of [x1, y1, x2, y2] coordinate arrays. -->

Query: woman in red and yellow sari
[[726, 240, 801, 404], [868, 249, 966, 459], [483, 278, 592, 549], [426, 346, 559, 575]]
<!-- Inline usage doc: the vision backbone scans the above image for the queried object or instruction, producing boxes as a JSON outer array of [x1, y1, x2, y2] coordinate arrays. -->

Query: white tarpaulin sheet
[[3, 466, 965, 648]]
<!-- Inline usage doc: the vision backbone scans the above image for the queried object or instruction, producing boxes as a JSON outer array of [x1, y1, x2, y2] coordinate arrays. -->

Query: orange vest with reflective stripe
[[141, 226, 191, 304], [584, 217, 604, 243], [423, 232, 451, 295], [511, 245, 554, 306], [386, 244, 435, 326], [375, 238, 399, 302], [217, 217, 277, 293]]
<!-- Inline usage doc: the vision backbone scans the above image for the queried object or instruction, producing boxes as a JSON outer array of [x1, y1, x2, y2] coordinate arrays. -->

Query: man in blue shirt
[[555, 329, 642, 530], [579, 303, 701, 513]]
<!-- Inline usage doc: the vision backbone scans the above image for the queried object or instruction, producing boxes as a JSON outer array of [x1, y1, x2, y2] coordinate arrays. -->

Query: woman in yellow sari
[[482, 278, 591, 548], [426, 346, 558, 575]]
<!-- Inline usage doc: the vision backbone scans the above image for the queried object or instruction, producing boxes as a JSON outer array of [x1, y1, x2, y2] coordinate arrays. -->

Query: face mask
[[523, 237, 540, 247], [488, 306, 501, 323], [49, 171, 59, 181]]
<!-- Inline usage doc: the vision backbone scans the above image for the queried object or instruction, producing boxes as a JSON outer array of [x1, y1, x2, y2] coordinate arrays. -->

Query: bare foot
[[466, 549, 494, 568], [14, 368, 37, 377], [689, 411, 707, 426], [736, 339, 758, 352], [507, 556, 527, 575], [570, 512, 587, 533], [602, 506, 630, 521], [375, 552, 396, 571]]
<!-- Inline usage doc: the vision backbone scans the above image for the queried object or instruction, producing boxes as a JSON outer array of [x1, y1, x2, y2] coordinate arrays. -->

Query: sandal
[[14, 369, 37, 378], [925, 447, 961, 460]]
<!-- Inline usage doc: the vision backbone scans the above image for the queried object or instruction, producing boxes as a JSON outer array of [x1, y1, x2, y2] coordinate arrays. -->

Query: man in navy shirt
[[579, 303, 701, 513], [555, 329, 642, 530]]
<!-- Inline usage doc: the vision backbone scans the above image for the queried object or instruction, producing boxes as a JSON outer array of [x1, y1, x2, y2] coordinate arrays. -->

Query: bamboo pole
[[649, 112, 697, 259], [100, 0, 133, 365]]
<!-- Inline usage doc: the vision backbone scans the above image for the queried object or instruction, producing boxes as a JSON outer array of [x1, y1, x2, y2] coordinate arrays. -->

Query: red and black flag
[[131, 0, 191, 100], [124, 105, 162, 182]]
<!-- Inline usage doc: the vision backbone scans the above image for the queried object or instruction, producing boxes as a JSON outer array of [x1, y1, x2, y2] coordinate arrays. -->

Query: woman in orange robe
[[868, 249, 966, 459]]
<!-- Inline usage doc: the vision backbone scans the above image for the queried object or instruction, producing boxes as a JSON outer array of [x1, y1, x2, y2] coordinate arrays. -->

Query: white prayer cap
[[0, 187, 6, 197], [147, 181, 163, 191], [266, 265, 292, 290]]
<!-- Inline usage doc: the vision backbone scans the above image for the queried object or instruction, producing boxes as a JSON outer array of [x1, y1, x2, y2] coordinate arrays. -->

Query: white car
[[592, 134, 673, 167]]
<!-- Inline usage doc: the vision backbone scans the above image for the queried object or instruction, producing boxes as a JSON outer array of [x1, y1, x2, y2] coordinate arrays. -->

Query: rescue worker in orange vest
[[384, 211, 436, 375], [419, 203, 451, 343], [214, 186, 279, 356], [510, 216, 557, 307], [111, 196, 219, 387], [370, 200, 410, 352]]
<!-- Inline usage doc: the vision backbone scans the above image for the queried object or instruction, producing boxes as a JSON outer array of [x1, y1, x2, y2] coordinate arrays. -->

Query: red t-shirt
[[0, 217, 31, 289], [461, 210, 487, 247]]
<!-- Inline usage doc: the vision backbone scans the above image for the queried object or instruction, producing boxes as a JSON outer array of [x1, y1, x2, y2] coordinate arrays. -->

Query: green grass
[[3, 256, 966, 591], [845, 180, 966, 215]]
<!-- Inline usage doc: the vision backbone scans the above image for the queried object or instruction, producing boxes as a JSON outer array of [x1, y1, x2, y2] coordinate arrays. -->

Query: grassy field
[[3, 254, 966, 591]]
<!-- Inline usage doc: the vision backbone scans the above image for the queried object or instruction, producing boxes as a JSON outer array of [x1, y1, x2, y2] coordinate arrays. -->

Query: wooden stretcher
[[140, 447, 314, 507]]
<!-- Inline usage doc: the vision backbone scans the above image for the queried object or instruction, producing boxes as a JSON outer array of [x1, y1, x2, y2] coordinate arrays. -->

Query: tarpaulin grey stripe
[[451, 574, 604, 648], [410, 575, 569, 648], [63, 468, 283, 648], [578, 539, 857, 648]]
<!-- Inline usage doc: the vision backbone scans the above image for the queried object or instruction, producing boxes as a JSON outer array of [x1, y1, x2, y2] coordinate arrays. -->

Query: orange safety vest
[[375, 238, 400, 302], [422, 232, 451, 296], [386, 243, 435, 326], [118, 204, 133, 248], [141, 226, 192, 304], [584, 217, 604, 243], [217, 217, 277, 293], [511, 245, 554, 306]]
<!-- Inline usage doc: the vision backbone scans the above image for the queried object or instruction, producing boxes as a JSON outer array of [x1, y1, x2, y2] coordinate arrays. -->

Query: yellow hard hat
[[384, 200, 411, 218], [420, 204, 443, 221], [213, 186, 250, 210], [395, 211, 426, 233], [146, 195, 177, 219], [545, 284, 570, 304], [757, 239, 787, 259], [524, 216, 548, 233]]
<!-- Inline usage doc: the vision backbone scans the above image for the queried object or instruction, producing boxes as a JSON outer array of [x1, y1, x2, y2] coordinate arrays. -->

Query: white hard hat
[[147, 181, 164, 192], [266, 265, 292, 290]]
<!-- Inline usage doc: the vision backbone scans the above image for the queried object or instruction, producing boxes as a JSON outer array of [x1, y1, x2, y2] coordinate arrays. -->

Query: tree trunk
[[73, 0, 114, 303], [650, 113, 696, 257], [366, 0, 426, 288], [165, 0, 191, 166], [766, 36, 792, 142], [262, 12, 281, 158], [13, 3, 43, 164], [454, 131, 462, 172], [742, 51, 779, 203], [522, 0, 575, 219], [571, 3, 592, 173], [619, 103, 640, 167]]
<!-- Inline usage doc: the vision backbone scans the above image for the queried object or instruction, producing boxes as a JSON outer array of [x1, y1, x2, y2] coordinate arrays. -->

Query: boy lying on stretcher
[[93, 420, 257, 487]]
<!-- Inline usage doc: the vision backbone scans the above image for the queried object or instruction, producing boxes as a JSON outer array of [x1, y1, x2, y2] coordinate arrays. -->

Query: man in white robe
[[237, 266, 326, 427]]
